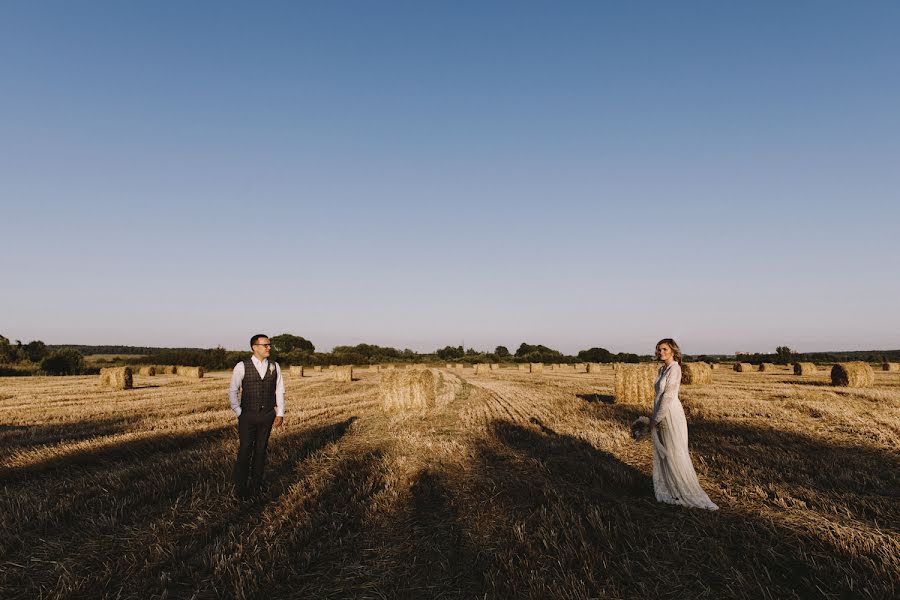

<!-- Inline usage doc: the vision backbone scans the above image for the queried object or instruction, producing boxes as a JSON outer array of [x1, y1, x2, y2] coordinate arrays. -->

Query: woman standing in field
[[649, 338, 718, 510]]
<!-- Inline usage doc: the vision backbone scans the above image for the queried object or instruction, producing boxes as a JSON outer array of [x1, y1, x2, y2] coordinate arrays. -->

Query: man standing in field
[[229, 334, 285, 500]]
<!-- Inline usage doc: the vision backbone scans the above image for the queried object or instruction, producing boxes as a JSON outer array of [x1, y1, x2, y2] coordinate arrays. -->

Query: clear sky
[[2, 1, 898, 355]]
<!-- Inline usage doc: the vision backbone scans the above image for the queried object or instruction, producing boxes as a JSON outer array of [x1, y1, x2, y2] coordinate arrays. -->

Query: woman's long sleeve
[[651, 363, 680, 424]]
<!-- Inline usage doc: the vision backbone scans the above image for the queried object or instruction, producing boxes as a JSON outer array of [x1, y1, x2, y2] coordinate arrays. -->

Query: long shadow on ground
[[441, 418, 895, 599], [0, 417, 358, 600]]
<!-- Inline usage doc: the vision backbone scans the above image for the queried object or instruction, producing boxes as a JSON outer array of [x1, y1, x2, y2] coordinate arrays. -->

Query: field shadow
[[444, 418, 894, 598], [0, 415, 140, 452], [576, 393, 616, 404], [0, 423, 233, 482], [588, 403, 899, 530], [2, 417, 361, 599]]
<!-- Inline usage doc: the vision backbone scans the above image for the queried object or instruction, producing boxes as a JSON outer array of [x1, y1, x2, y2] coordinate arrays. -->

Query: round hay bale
[[793, 362, 817, 375], [157, 365, 176, 375], [290, 365, 304, 377], [99, 366, 133, 390], [138, 366, 156, 376], [883, 362, 899, 372], [587, 362, 604, 374], [380, 367, 438, 410], [681, 362, 712, 385], [333, 365, 353, 382], [613, 363, 657, 404], [177, 366, 204, 378], [831, 362, 875, 387], [529, 363, 544, 374], [709, 363, 719, 370], [473, 363, 492, 375], [758, 363, 776, 372], [733, 363, 753, 373]]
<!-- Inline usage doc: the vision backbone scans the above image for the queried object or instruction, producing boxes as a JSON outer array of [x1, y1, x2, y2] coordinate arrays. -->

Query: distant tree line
[[4, 332, 899, 376]]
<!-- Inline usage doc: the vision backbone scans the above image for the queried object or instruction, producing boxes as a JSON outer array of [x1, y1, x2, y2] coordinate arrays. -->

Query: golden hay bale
[[385, 364, 396, 370], [99, 367, 133, 390], [883, 362, 899, 372], [758, 363, 776, 372], [490, 363, 500, 371], [313, 366, 322, 372], [518, 363, 529, 372], [613, 364, 657, 405], [380, 368, 438, 410], [529, 363, 544, 374], [177, 366, 204, 378], [709, 363, 718, 370], [446, 363, 453, 369], [157, 365, 176, 375], [793, 362, 817, 375], [138, 366, 156, 376], [681, 362, 712, 385], [831, 362, 875, 387], [370, 365, 382, 372], [587, 363, 603, 374], [733, 363, 753, 372], [473, 363, 492, 375], [455, 363, 463, 369], [333, 365, 353, 382], [290, 365, 304, 377]]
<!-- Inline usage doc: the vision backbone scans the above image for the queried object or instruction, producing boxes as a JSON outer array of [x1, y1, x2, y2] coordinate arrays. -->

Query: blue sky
[[2, 1, 898, 354]]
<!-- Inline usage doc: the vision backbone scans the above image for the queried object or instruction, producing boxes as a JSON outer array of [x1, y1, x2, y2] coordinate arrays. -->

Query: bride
[[649, 338, 718, 510]]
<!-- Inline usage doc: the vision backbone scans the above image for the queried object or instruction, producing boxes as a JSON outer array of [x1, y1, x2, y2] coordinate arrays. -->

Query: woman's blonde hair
[[655, 338, 682, 364]]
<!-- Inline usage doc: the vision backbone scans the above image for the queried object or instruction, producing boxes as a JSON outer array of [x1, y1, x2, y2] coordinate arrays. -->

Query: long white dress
[[650, 362, 718, 510]]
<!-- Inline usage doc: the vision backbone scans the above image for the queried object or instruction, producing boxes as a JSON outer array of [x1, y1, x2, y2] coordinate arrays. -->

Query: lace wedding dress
[[650, 362, 718, 510]]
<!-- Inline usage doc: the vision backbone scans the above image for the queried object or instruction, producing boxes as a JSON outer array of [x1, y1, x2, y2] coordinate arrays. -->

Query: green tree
[[270, 334, 315, 354], [775, 346, 794, 364], [24, 340, 48, 363], [577, 347, 614, 363], [436, 345, 465, 360], [495, 346, 510, 358], [41, 349, 85, 375]]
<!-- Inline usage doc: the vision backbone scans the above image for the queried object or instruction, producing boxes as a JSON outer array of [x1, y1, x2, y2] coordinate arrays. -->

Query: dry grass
[[1, 366, 898, 599]]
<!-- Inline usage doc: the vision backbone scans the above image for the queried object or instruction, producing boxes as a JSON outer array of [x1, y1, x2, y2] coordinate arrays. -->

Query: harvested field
[[1, 366, 898, 599]]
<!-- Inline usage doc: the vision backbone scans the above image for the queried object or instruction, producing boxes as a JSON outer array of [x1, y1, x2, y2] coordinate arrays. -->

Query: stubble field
[[1, 365, 898, 599]]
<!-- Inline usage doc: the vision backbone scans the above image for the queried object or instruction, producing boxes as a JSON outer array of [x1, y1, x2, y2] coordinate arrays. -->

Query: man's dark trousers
[[234, 408, 276, 497]]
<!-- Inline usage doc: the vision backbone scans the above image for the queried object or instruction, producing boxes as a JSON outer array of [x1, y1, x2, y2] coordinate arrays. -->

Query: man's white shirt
[[228, 356, 285, 417]]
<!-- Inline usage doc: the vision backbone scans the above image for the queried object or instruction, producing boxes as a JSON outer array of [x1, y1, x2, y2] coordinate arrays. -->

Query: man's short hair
[[250, 334, 270, 348]]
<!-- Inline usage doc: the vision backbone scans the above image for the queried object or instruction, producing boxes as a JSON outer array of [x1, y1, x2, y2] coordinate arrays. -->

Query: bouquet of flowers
[[630, 416, 651, 441]]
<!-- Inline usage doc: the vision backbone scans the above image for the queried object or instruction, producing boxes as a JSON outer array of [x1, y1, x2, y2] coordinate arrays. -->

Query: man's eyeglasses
[[254, 344, 271, 348]]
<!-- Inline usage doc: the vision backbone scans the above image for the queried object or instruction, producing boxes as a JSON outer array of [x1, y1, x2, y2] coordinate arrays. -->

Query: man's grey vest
[[240, 357, 277, 412]]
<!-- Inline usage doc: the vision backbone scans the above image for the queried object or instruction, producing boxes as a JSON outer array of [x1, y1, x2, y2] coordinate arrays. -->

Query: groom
[[229, 334, 285, 499]]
